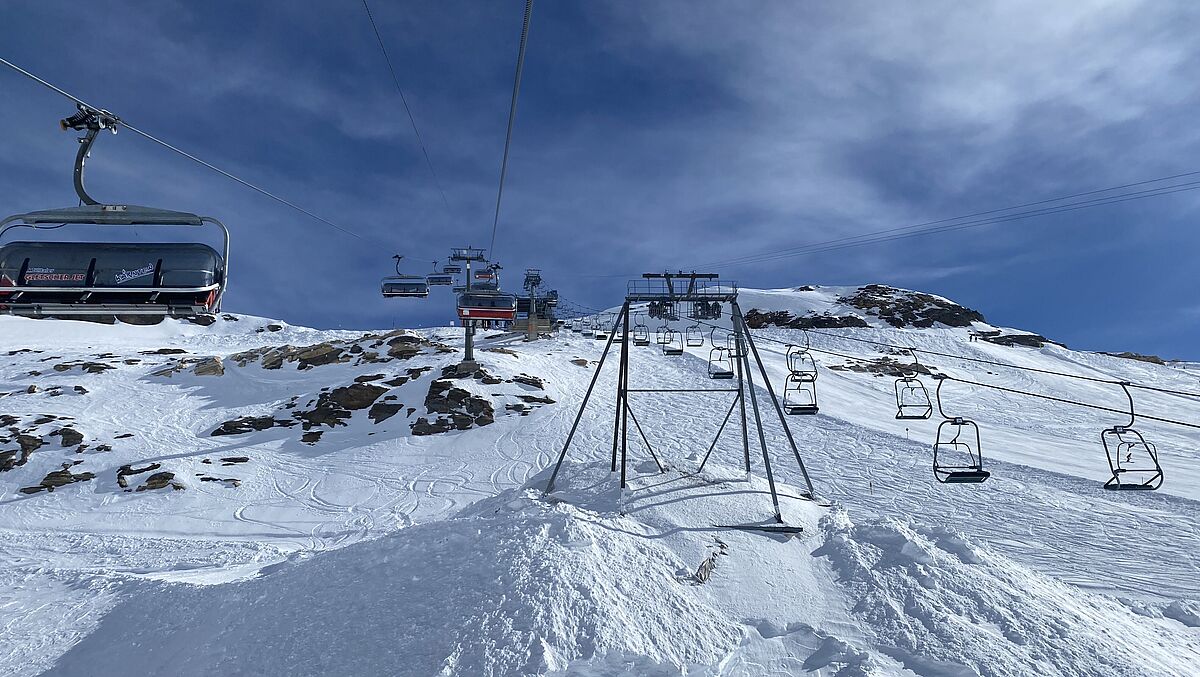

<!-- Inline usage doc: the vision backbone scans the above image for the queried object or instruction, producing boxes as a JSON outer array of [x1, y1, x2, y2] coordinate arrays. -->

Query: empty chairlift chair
[[381, 255, 429, 298], [655, 323, 672, 347], [426, 261, 454, 286], [782, 342, 819, 415], [782, 373, 819, 415], [581, 317, 594, 337], [1100, 382, 1164, 491], [726, 332, 747, 361], [785, 342, 818, 381], [931, 374, 990, 484], [632, 315, 651, 346], [593, 315, 609, 340], [894, 350, 933, 420], [662, 329, 683, 356], [685, 323, 704, 347], [708, 346, 735, 379]]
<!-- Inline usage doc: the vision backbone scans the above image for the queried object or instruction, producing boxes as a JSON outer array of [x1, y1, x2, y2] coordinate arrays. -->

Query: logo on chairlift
[[114, 263, 155, 285], [24, 267, 85, 282]]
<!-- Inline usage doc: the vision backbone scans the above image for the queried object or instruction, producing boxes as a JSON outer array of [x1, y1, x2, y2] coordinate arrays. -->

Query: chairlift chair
[[782, 373, 819, 415], [726, 332, 747, 359], [592, 314, 609, 340], [456, 290, 517, 322], [442, 261, 463, 275], [608, 314, 625, 343], [426, 261, 453, 286], [931, 375, 990, 484], [581, 316, 594, 337], [381, 255, 429, 298], [382, 275, 429, 298], [1100, 383, 1163, 490], [632, 315, 651, 346], [894, 349, 932, 420], [785, 343, 818, 381], [0, 106, 229, 318], [655, 324, 671, 346], [895, 376, 934, 420], [662, 329, 683, 356], [685, 323, 704, 347], [708, 346, 735, 379]]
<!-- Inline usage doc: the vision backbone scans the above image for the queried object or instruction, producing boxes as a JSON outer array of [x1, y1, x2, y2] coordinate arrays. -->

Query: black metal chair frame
[[932, 375, 990, 484], [1101, 382, 1164, 491]]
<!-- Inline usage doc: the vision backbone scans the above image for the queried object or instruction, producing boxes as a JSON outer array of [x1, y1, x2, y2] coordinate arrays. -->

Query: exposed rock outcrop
[[137, 472, 184, 492], [413, 380, 495, 435], [837, 285, 985, 328], [744, 310, 870, 330], [20, 465, 96, 494]]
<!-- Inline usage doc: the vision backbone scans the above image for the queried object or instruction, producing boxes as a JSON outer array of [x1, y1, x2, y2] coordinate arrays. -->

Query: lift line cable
[[558, 297, 1199, 430], [561, 293, 1200, 400], [688, 306, 1200, 399], [360, 0, 451, 213], [744, 317, 1200, 401], [684, 315, 1200, 428], [797, 326, 1200, 400], [943, 375, 1200, 431], [0, 55, 366, 240], [488, 0, 534, 261]]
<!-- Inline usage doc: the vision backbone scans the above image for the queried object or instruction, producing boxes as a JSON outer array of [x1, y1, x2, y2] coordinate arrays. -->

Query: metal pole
[[696, 392, 741, 473], [625, 400, 665, 472], [527, 291, 538, 342], [463, 257, 475, 364], [735, 301, 817, 498], [735, 323, 751, 471], [610, 303, 628, 472], [734, 305, 783, 523], [544, 310, 622, 493], [618, 304, 632, 486]]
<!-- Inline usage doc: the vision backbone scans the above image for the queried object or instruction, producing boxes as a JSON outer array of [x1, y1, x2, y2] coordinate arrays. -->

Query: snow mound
[[814, 510, 1200, 676], [47, 465, 742, 676]]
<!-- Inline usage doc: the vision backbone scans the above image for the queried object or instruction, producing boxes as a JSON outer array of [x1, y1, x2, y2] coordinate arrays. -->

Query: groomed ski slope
[[0, 285, 1197, 676]]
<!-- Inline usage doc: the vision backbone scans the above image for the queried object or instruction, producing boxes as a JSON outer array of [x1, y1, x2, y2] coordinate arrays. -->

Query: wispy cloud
[[1, 1, 1198, 356]]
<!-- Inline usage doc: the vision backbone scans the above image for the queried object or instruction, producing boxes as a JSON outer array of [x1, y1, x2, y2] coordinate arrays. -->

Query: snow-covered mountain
[[1, 285, 1197, 676]]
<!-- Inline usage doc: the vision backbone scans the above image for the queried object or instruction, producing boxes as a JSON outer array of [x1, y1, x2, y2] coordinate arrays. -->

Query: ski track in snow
[[0, 292, 1198, 676]]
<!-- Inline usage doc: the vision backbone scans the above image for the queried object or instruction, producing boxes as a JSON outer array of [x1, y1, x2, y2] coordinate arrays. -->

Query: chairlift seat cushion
[[785, 405, 819, 415]]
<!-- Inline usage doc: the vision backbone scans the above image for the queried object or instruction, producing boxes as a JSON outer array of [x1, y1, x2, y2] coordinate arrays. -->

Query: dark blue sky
[[2, 1, 1198, 358]]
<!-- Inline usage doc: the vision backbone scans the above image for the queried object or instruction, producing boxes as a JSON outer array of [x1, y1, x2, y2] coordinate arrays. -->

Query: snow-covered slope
[[2, 286, 1198, 676]]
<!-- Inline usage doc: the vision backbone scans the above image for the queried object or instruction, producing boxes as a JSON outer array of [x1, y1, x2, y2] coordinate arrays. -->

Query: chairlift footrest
[[939, 470, 991, 484]]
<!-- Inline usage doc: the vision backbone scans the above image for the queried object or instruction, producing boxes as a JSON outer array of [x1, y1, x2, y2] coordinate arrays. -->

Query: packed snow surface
[[1, 284, 1197, 676]]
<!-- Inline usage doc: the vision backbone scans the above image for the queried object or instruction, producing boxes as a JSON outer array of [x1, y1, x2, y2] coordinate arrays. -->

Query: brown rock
[[193, 357, 225, 376], [137, 472, 182, 492]]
